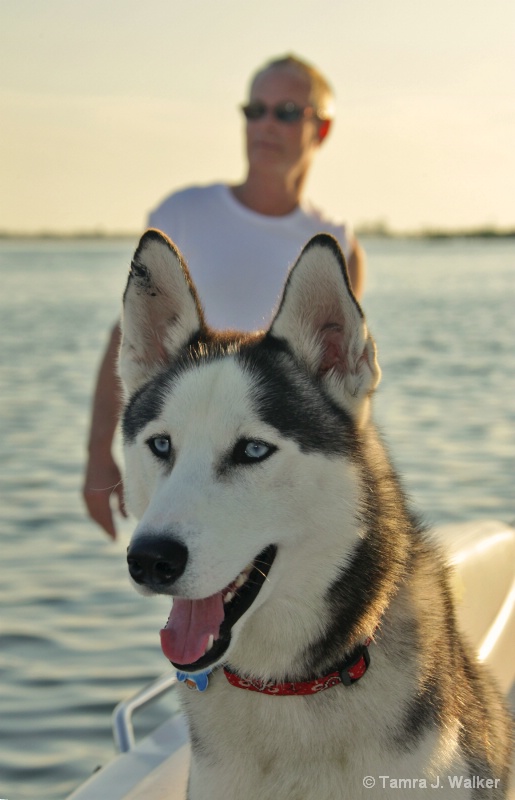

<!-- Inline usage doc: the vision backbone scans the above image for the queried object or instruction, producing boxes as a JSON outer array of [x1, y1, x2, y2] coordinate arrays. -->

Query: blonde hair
[[249, 54, 335, 120]]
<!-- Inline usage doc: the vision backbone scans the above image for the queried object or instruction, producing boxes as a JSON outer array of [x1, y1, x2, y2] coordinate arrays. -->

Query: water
[[0, 236, 514, 799]]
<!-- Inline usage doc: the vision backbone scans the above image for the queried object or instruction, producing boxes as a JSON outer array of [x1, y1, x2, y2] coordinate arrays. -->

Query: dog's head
[[119, 230, 380, 674]]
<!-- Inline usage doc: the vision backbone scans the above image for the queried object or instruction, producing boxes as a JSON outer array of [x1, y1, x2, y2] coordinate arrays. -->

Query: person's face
[[244, 67, 326, 182]]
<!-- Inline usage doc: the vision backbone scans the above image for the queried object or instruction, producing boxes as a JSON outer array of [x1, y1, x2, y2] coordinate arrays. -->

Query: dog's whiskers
[[89, 480, 123, 494], [108, 479, 124, 498], [253, 558, 274, 568]]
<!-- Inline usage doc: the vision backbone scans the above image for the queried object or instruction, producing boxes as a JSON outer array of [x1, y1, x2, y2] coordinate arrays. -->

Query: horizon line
[[1, 223, 514, 241]]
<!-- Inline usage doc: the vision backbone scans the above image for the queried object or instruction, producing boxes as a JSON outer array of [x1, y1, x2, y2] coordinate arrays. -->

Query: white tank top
[[148, 183, 353, 332]]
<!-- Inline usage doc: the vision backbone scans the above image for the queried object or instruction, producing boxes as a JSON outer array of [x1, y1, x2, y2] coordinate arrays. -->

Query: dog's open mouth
[[160, 544, 277, 672]]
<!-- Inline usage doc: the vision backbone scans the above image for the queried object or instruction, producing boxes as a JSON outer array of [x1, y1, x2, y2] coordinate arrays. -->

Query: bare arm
[[346, 237, 366, 302], [82, 322, 127, 539]]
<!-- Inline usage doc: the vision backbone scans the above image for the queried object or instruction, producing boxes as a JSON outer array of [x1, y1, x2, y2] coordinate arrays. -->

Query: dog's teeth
[[206, 635, 214, 652], [224, 591, 234, 604], [235, 573, 247, 589]]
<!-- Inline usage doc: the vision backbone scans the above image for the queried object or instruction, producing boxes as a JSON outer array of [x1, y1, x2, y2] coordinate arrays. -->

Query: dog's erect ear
[[119, 229, 204, 394], [269, 234, 380, 415]]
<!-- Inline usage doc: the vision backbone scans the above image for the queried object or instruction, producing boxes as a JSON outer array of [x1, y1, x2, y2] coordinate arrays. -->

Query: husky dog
[[120, 230, 512, 799]]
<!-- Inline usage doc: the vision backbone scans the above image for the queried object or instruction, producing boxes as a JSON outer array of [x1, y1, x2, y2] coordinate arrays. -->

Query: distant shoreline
[[356, 224, 515, 240], [0, 230, 138, 241], [0, 225, 514, 241]]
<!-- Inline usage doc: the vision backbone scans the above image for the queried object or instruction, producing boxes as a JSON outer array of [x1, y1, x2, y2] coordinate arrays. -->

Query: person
[[83, 53, 366, 538]]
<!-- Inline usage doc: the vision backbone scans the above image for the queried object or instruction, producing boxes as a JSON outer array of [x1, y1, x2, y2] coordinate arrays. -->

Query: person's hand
[[83, 451, 127, 539]]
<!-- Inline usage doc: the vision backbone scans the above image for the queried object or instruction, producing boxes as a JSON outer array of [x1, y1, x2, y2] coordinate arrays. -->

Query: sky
[[1, 0, 514, 234]]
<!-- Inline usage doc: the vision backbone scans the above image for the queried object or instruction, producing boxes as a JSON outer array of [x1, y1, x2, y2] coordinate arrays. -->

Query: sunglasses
[[241, 100, 318, 124]]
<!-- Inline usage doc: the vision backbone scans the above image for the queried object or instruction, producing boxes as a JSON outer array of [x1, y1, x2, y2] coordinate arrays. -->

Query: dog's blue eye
[[147, 435, 172, 459], [245, 442, 269, 459], [232, 439, 276, 465]]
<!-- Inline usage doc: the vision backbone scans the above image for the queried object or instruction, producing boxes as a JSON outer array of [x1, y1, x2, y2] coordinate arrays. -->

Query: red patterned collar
[[223, 636, 373, 696]]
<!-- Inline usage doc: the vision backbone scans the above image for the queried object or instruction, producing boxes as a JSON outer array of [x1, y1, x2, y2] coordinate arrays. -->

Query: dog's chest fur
[[182, 658, 469, 800], [180, 576, 481, 800]]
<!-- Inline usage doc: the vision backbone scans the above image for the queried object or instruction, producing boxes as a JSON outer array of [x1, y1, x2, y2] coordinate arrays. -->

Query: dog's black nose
[[127, 535, 188, 589]]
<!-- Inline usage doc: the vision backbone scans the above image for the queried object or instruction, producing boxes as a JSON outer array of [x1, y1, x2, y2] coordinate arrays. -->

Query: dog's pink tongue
[[160, 593, 225, 665]]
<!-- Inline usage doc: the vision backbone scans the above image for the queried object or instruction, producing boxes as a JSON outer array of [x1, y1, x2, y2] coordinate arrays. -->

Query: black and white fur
[[119, 230, 512, 799]]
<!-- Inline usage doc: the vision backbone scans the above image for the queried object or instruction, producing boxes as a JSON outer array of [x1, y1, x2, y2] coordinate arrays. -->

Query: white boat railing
[[112, 672, 178, 753]]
